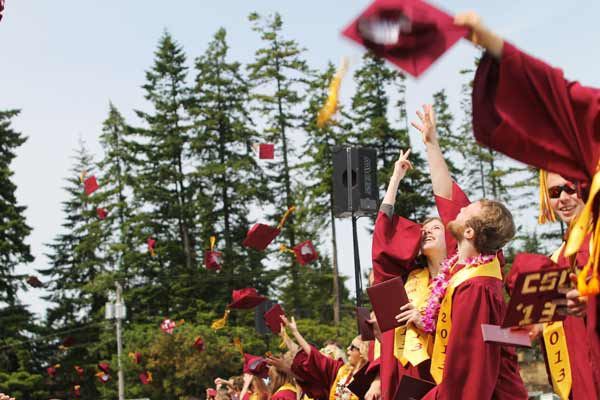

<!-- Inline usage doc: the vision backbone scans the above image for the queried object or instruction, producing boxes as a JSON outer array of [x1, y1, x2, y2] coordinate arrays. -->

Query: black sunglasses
[[348, 344, 360, 352], [548, 183, 577, 199]]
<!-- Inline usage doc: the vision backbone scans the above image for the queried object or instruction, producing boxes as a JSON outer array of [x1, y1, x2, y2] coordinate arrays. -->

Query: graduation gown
[[472, 40, 600, 398], [423, 185, 527, 400], [271, 384, 298, 400]]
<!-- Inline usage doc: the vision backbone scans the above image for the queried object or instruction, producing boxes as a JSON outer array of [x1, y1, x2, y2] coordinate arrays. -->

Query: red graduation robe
[[291, 345, 345, 400], [472, 40, 600, 398], [423, 185, 527, 400]]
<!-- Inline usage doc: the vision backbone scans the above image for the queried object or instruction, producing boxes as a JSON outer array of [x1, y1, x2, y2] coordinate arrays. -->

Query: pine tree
[[432, 89, 461, 178], [350, 53, 433, 221], [189, 27, 273, 315], [247, 12, 311, 313]]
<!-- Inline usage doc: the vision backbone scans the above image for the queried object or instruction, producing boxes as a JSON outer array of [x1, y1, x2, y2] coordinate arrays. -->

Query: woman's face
[[547, 172, 584, 224], [421, 219, 446, 256], [346, 338, 363, 367]]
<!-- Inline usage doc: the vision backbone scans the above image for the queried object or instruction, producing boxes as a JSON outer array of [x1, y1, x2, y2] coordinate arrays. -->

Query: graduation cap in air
[[60, 336, 76, 349], [293, 240, 319, 266], [139, 371, 153, 385], [47, 364, 60, 377], [96, 207, 108, 220], [204, 236, 222, 271], [160, 318, 176, 335], [243, 354, 269, 379], [259, 143, 275, 159], [263, 303, 286, 334], [96, 371, 111, 384], [83, 176, 99, 195], [128, 352, 142, 364], [229, 288, 267, 309], [193, 336, 205, 352], [342, 0, 468, 77], [27, 275, 43, 288], [74, 365, 85, 377], [243, 206, 295, 251], [98, 362, 110, 373], [147, 237, 157, 257]]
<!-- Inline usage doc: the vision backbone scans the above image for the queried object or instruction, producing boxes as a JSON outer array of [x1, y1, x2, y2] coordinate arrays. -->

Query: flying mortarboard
[[263, 303, 285, 334], [83, 176, 99, 195], [98, 362, 110, 373], [160, 318, 176, 335], [293, 240, 319, 266], [74, 365, 85, 377], [341, 0, 468, 78], [96, 207, 108, 220], [128, 352, 142, 364], [139, 371, 153, 385], [193, 336, 205, 352], [204, 236, 222, 271], [47, 364, 60, 377], [259, 143, 275, 159], [26, 275, 43, 288], [229, 288, 267, 309], [243, 206, 296, 251], [243, 354, 269, 379], [147, 237, 157, 257], [96, 371, 110, 383]]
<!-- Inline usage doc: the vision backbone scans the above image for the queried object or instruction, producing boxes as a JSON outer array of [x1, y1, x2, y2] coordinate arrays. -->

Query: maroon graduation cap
[[259, 143, 275, 159], [96, 207, 108, 220], [74, 365, 85, 377], [0, 0, 5, 22], [129, 351, 142, 364], [229, 288, 267, 310], [139, 371, 152, 385], [60, 336, 76, 348], [193, 336, 205, 352], [47, 364, 60, 377], [293, 240, 319, 266], [27, 275, 43, 288], [341, 0, 468, 77], [147, 237, 157, 257], [243, 354, 269, 379], [98, 362, 110, 373], [83, 176, 99, 195], [243, 206, 295, 251], [96, 372, 111, 383], [204, 236, 222, 271], [263, 303, 285, 334]]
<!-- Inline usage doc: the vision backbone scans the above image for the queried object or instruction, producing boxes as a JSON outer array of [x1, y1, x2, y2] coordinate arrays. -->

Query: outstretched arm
[[454, 12, 504, 59], [411, 104, 453, 199], [382, 149, 413, 207], [282, 315, 310, 355]]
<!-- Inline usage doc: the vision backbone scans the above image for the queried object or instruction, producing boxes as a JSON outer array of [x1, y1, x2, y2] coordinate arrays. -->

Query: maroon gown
[[472, 40, 600, 398], [291, 345, 345, 400]]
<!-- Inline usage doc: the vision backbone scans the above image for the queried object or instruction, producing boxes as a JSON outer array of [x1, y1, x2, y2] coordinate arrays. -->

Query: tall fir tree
[[350, 53, 432, 221], [190, 27, 273, 315], [0, 109, 46, 399], [40, 142, 109, 398], [129, 32, 198, 318], [432, 89, 461, 177], [247, 12, 311, 313]]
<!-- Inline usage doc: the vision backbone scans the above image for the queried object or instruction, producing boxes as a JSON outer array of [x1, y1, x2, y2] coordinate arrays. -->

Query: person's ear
[[463, 226, 475, 240]]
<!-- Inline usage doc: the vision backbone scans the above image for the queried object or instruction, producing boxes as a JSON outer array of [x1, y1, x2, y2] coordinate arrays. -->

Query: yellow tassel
[[277, 206, 296, 229], [210, 236, 216, 251], [233, 337, 244, 356], [279, 244, 295, 255], [211, 309, 230, 330], [79, 170, 87, 184], [149, 248, 156, 257], [538, 170, 557, 224], [146, 371, 153, 383], [279, 328, 290, 350], [316, 58, 349, 128]]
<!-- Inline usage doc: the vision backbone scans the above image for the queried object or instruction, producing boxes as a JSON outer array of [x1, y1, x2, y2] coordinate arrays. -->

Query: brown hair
[[268, 352, 296, 395], [231, 376, 243, 392], [466, 200, 515, 254]]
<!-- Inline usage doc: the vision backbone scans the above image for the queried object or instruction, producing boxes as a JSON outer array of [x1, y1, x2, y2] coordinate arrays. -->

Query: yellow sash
[[329, 364, 358, 400], [430, 258, 502, 384], [373, 338, 381, 360], [540, 245, 572, 400], [393, 268, 432, 367], [275, 383, 298, 395]]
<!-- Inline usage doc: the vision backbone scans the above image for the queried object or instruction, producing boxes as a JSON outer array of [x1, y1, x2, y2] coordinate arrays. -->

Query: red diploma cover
[[367, 276, 409, 332]]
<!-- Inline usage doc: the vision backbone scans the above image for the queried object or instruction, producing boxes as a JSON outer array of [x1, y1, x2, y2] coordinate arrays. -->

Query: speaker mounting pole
[[351, 212, 363, 308]]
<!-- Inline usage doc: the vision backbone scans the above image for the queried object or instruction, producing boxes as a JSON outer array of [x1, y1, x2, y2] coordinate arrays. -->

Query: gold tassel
[[211, 309, 230, 330], [279, 328, 290, 350], [233, 337, 244, 356], [277, 206, 296, 230], [317, 58, 349, 128], [539, 170, 557, 224], [79, 170, 87, 184], [210, 236, 216, 251], [279, 244, 295, 255]]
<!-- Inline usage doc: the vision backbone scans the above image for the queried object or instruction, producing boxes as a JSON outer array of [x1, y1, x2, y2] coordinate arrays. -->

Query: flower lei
[[421, 253, 496, 333]]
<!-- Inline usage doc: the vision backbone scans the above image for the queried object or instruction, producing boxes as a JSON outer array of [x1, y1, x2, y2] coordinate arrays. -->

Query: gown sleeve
[[434, 181, 470, 256], [291, 345, 344, 399]]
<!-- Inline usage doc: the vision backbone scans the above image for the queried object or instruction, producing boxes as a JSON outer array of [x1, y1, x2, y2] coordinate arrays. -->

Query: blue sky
[[1, 0, 599, 317]]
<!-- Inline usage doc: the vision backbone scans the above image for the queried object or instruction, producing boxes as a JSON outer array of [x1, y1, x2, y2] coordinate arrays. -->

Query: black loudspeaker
[[332, 146, 378, 218], [254, 299, 274, 336]]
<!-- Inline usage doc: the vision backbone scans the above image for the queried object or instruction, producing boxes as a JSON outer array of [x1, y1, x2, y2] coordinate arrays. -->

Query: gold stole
[[275, 383, 298, 395], [541, 245, 572, 400], [393, 268, 432, 367], [430, 258, 503, 384], [373, 338, 381, 359], [329, 364, 358, 400]]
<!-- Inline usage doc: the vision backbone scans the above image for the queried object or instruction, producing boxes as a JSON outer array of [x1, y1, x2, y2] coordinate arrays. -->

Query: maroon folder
[[264, 304, 285, 334], [367, 276, 409, 332], [393, 375, 435, 400], [481, 324, 532, 348], [347, 361, 378, 398], [356, 307, 375, 341]]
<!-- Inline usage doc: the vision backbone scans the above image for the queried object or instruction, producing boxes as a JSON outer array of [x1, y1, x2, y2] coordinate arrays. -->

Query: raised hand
[[392, 149, 413, 181], [411, 104, 437, 145], [281, 315, 298, 333]]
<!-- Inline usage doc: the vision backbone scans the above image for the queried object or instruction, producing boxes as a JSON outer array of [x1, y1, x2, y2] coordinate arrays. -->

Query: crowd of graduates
[[2, 0, 600, 398]]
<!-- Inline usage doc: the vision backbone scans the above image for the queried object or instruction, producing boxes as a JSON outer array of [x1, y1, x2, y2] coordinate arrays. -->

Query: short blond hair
[[466, 200, 515, 254]]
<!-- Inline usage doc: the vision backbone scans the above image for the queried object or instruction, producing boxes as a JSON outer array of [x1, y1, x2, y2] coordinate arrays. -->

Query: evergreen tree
[[432, 89, 461, 177], [190, 27, 273, 315], [247, 12, 311, 313], [350, 53, 432, 221]]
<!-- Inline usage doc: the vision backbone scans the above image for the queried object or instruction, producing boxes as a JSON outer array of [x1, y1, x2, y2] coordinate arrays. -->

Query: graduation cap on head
[[243, 354, 269, 379], [26, 275, 43, 288], [204, 236, 222, 271], [128, 352, 142, 364], [229, 288, 267, 310], [139, 371, 153, 385], [317, 57, 349, 128], [243, 206, 295, 251], [83, 176, 99, 195], [74, 365, 84, 377], [341, 0, 468, 78], [193, 336, 204, 352], [259, 143, 275, 159], [96, 207, 108, 220], [147, 237, 157, 257]]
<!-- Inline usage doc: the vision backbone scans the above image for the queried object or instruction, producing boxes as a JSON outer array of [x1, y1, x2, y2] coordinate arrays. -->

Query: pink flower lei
[[421, 253, 496, 333]]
